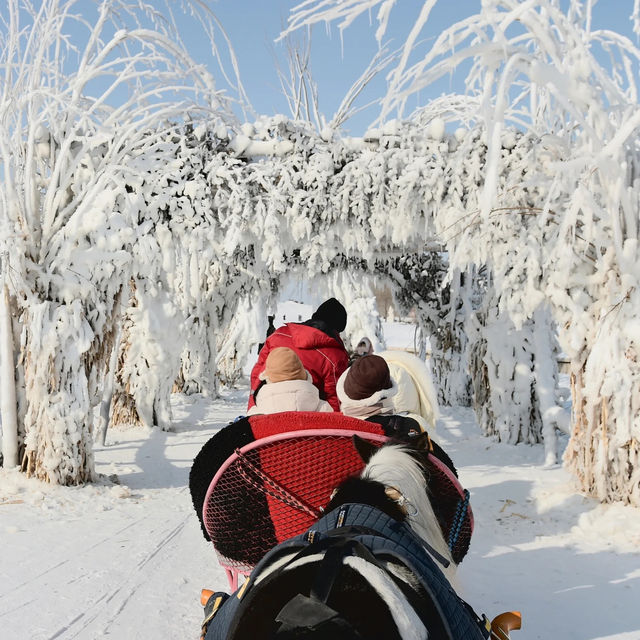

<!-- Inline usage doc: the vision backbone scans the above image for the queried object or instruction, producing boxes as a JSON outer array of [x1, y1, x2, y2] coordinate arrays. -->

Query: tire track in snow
[[47, 515, 190, 640], [0, 517, 145, 603]]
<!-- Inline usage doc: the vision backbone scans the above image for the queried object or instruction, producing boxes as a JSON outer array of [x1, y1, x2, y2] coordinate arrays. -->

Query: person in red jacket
[[248, 298, 349, 412]]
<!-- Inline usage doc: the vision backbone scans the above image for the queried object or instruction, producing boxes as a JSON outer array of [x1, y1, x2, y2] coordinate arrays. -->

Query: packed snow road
[[0, 392, 239, 639], [1, 389, 639, 639]]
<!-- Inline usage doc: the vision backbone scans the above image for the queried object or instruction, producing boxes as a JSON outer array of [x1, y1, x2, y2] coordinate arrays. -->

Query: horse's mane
[[325, 475, 407, 522], [358, 442, 457, 584]]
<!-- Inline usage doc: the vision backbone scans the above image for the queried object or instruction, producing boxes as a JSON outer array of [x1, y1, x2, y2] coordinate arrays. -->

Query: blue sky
[[207, 0, 471, 133], [33, 1, 639, 136], [198, 1, 639, 135]]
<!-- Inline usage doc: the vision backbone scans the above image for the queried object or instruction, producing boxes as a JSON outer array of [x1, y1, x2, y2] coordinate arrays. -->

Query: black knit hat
[[343, 355, 392, 400], [311, 298, 347, 333]]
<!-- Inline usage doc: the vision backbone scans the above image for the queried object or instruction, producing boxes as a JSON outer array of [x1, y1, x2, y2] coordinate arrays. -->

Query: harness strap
[[311, 537, 380, 604], [330, 504, 450, 567], [213, 505, 490, 640], [200, 592, 229, 639], [312, 530, 458, 640], [320, 521, 451, 569], [275, 594, 364, 638]]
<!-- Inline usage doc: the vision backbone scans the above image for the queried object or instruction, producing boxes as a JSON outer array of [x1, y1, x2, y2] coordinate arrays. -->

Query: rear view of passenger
[[248, 298, 350, 412], [247, 347, 333, 415], [336, 354, 397, 419], [336, 354, 427, 441]]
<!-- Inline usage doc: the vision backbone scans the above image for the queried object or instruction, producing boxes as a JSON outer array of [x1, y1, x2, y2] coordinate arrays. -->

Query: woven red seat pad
[[200, 412, 473, 570], [249, 412, 386, 544], [250, 413, 473, 563], [202, 412, 387, 569], [248, 411, 386, 440]]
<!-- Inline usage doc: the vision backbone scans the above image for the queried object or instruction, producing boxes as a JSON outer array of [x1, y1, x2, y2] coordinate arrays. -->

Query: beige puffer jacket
[[247, 374, 334, 416]]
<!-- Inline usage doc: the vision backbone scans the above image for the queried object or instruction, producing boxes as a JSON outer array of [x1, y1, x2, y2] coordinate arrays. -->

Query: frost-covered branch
[[276, 28, 324, 128], [0, 0, 240, 484]]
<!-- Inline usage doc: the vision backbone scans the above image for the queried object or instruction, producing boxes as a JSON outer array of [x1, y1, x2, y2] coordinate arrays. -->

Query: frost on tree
[[285, 0, 640, 503], [0, 0, 236, 483], [384, 252, 473, 408], [468, 280, 563, 461], [195, 118, 562, 459], [4, 0, 639, 505]]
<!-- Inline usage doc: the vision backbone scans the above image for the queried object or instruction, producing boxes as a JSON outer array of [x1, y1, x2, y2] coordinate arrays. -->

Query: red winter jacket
[[248, 322, 349, 412]]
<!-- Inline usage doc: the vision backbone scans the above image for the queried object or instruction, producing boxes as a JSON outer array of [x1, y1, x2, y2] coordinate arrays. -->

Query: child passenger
[[247, 347, 334, 415], [336, 354, 397, 419], [336, 354, 428, 441]]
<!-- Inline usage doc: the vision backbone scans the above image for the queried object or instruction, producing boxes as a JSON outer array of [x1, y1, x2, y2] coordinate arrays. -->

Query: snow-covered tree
[[5, 0, 638, 506], [0, 0, 236, 482], [384, 252, 473, 407], [285, 0, 640, 503], [178, 115, 561, 453]]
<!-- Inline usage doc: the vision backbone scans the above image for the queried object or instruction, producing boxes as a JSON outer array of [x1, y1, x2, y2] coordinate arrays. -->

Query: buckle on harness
[[200, 591, 228, 639], [384, 486, 418, 517]]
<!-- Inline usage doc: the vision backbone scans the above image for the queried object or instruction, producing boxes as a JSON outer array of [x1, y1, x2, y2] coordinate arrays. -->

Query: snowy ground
[[2, 354, 640, 639]]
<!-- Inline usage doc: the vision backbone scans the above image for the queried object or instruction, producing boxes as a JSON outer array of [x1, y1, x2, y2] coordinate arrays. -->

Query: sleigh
[[189, 411, 473, 591]]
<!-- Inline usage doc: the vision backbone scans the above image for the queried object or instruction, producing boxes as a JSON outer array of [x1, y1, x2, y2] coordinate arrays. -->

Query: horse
[[324, 432, 458, 586], [199, 433, 521, 640]]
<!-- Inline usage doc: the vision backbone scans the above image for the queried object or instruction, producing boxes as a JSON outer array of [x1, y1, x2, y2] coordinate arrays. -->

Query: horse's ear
[[413, 431, 433, 452], [352, 435, 378, 464]]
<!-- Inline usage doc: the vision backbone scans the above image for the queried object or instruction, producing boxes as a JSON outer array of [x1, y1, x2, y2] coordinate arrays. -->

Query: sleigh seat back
[[194, 412, 388, 589]]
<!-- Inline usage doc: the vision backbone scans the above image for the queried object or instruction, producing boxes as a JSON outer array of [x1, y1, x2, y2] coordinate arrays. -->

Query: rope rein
[[234, 448, 322, 519]]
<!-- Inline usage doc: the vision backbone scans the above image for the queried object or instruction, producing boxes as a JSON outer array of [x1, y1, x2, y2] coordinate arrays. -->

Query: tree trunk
[[469, 290, 545, 445], [531, 306, 567, 466], [21, 302, 95, 484], [111, 281, 184, 431], [429, 267, 473, 407], [175, 311, 218, 397], [0, 260, 18, 468], [564, 338, 640, 506], [385, 253, 473, 407], [111, 284, 143, 429], [97, 323, 122, 446]]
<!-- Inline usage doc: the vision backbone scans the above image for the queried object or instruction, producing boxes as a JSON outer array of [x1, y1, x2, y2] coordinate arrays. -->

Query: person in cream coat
[[247, 347, 334, 415]]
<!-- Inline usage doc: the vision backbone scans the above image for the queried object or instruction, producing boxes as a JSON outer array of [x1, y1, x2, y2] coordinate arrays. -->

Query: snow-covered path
[[1, 389, 639, 639], [439, 408, 640, 640], [0, 393, 238, 640]]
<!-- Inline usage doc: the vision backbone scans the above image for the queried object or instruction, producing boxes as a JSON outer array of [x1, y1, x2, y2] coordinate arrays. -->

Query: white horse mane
[[344, 556, 427, 640], [362, 443, 458, 587]]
